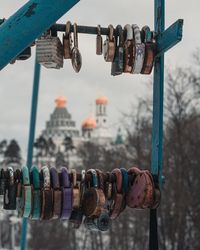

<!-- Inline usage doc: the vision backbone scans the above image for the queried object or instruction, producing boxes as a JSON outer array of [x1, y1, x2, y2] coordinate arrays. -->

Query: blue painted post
[[20, 58, 41, 250], [0, 0, 79, 70], [149, 1, 165, 249], [151, 0, 165, 182]]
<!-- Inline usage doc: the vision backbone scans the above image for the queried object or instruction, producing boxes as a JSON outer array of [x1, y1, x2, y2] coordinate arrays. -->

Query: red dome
[[82, 116, 97, 129], [96, 96, 108, 105], [55, 96, 67, 108]]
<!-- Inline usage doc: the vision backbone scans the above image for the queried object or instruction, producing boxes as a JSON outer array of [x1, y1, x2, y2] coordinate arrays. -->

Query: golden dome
[[82, 116, 97, 129], [96, 96, 108, 105], [55, 96, 67, 108]]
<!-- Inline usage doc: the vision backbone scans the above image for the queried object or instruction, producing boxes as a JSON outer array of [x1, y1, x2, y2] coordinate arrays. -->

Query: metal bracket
[[156, 19, 183, 57]]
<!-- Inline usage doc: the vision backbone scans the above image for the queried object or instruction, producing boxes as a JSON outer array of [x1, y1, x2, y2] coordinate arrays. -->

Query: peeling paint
[[24, 3, 38, 17]]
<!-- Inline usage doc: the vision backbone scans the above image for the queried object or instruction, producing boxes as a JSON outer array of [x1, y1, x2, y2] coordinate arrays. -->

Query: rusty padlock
[[96, 25, 103, 55], [63, 21, 73, 59], [103, 24, 116, 62], [71, 23, 82, 73]]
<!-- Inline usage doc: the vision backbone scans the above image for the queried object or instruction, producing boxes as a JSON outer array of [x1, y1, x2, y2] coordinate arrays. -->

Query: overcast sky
[[0, 0, 199, 154]]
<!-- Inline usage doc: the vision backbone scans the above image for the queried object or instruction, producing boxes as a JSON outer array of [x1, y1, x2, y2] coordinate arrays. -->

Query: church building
[[33, 95, 122, 168]]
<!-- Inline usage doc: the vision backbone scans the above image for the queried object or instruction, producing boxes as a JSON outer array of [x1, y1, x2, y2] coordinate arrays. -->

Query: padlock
[[120, 168, 128, 213], [40, 166, 53, 220], [141, 26, 155, 75], [145, 171, 161, 209], [63, 21, 73, 59], [95, 170, 112, 231], [96, 25, 103, 55], [71, 169, 81, 209], [111, 25, 124, 76], [30, 166, 41, 220], [110, 169, 124, 219], [103, 24, 116, 62], [120, 168, 128, 194], [82, 169, 105, 217], [36, 31, 63, 69], [69, 169, 86, 228], [18, 166, 32, 218], [60, 167, 72, 219], [71, 23, 82, 73], [50, 167, 61, 219], [105, 172, 113, 201], [123, 24, 134, 73], [132, 24, 145, 74], [0, 169, 5, 195], [126, 167, 154, 209], [16, 169, 22, 214], [3, 167, 17, 210]]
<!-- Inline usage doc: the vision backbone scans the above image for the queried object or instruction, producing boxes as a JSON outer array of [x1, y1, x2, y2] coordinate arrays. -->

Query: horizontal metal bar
[[52, 23, 152, 37], [155, 19, 183, 57], [52, 23, 116, 36], [0, 0, 80, 70]]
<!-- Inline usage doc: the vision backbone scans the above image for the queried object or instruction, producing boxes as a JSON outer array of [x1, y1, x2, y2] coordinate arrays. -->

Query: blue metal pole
[[149, 2, 165, 250], [151, 0, 165, 183], [20, 58, 41, 250], [0, 0, 79, 70]]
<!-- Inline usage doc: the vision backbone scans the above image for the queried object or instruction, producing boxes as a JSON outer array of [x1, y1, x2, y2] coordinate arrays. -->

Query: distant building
[[33, 95, 122, 168], [82, 96, 112, 145], [41, 96, 80, 148]]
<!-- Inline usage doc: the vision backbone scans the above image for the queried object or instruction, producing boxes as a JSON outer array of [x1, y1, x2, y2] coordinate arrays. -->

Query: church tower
[[96, 96, 108, 127], [82, 116, 96, 139], [94, 96, 112, 144], [41, 96, 80, 147]]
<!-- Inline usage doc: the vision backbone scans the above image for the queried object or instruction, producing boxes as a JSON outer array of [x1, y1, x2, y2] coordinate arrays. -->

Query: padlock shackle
[[97, 25, 101, 36], [115, 25, 124, 47], [65, 21, 72, 36], [124, 24, 133, 41], [7, 167, 14, 184], [132, 24, 142, 44], [87, 169, 98, 188], [30, 165, 40, 189], [73, 23, 78, 48], [71, 169, 77, 187], [108, 24, 114, 41], [41, 166, 50, 188], [22, 166, 30, 186], [142, 25, 152, 43]]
